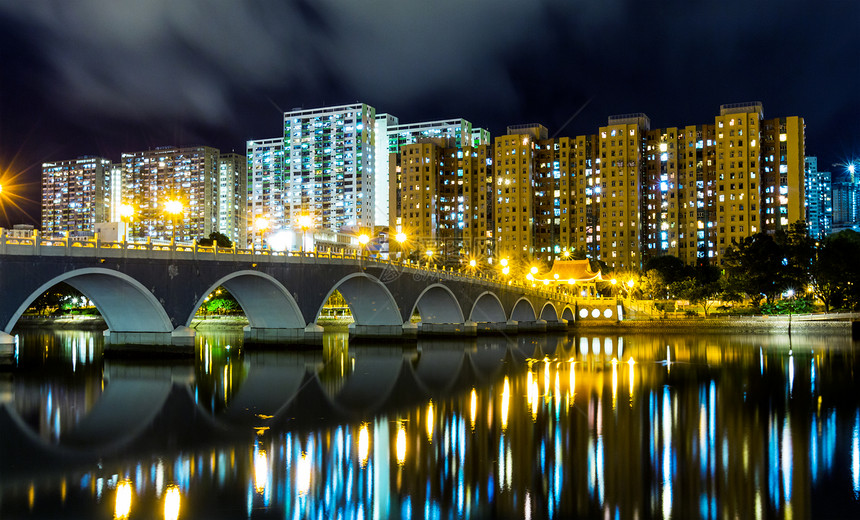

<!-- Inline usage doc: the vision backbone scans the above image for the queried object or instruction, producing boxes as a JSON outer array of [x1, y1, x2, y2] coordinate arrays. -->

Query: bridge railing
[[0, 228, 577, 303]]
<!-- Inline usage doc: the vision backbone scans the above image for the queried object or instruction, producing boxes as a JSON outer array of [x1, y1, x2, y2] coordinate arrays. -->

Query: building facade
[[283, 104, 376, 234], [217, 153, 247, 246], [805, 157, 832, 240], [41, 156, 112, 236], [120, 146, 219, 242]]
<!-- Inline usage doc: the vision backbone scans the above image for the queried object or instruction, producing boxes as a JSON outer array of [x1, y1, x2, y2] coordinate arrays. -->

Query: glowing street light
[[254, 216, 270, 250], [394, 232, 408, 260], [297, 214, 313, 253], [119, 203, 134, 221], [163, 199, 183, 243], [529, 266, 539, 275]]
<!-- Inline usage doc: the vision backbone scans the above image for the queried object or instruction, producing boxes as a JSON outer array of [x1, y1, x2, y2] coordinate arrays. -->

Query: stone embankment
[[576, 314, 857, 335]]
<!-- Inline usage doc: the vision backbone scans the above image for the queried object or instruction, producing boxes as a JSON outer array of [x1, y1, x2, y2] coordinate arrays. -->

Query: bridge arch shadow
[[318, 273, 402, 326], [3, 268, 173, 335], [188, 271, 304, 329], [561, 306, 576, 322], [510, 298, 537, 322], [469, 292, 506, 323], [539, 302, 559, 322], [411, 284, 465, 324]]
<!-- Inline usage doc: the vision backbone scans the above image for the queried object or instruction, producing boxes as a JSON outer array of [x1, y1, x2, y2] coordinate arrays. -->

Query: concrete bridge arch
[[2, 268, 174, 340], [410, 284, 465, 324], [190, 270, 304, 329], [510, 298, 537, 322]]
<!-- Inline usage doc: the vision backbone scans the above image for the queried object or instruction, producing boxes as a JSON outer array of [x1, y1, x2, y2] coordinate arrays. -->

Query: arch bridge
[[0, 235, 585, 352]]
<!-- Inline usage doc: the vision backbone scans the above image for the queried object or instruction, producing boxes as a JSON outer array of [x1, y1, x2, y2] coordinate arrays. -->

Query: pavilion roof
[[534, 259, 602, 283]]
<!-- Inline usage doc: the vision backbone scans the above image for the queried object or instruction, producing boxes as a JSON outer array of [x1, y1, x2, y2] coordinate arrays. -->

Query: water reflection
[[1, 330, 860, 518]]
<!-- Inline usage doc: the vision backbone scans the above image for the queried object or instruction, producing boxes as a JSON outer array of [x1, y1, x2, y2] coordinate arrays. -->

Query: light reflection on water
[[1, 329, 860, 518]]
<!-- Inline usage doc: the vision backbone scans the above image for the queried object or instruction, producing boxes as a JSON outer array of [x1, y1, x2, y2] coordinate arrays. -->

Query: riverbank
[[576, 315, 856, 335], [13, 314, 858, 336]]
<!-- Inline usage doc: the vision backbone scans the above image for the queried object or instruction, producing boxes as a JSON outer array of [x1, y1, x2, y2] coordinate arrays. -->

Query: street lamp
[[254, 216, 270, 250], [395, 232, 407, 261], [786, 288, 795, 334], [358, 233, 370, 256], [297, 215, 313, 253], [164, 199, 183, 243]]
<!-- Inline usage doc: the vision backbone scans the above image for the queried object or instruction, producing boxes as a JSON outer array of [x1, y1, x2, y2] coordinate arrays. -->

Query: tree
[[724, 233, 790, 306], [776, 221, 815, 291], [668, 277, 722, 316], [811, 230, 860, 311], [639, 269, 667, 300], [198, 232, 233, 248], [643, 255, 693, 285]]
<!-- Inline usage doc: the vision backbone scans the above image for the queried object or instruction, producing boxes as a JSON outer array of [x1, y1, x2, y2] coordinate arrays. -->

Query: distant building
[[282, 103, 376, 234], [389, 137, 493, 264], [41, 156, 112, 236], [246, 137, 286, 248], [805, 157, 832, 240], [120, 145, 219, 242], [217, 153, 247, 246]]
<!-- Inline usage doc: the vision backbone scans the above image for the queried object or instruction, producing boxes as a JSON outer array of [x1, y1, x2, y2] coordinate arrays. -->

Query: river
[[1, 328, 858, 519]]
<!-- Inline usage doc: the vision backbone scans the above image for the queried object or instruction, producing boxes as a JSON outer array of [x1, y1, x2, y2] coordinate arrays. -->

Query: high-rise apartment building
[[41, 156, 112, 235], [283, 103, 376, 233], [121, 145, 219, 241], [593, 114, 649, 271], [218, 153, 247, 245], [805, 157, 832, 240], [493, 125, 544, 260], [388, 137, 493, 263], [374, 113, 399, 226], [246, 137, 286, 248]]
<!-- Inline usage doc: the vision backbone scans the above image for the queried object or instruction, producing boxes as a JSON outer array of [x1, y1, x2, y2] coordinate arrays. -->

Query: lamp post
[[358, 233, 370, 256], [118, 203, 134, 241], [297, 215, 313, 253], [164, 199, 183, 244], [254, 216, 270, 250], [395, 232, 407, 261], [786, 288, 795, 335]]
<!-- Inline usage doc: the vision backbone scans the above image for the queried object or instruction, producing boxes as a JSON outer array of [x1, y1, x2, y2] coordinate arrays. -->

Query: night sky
[[1, 0, 858, 226]]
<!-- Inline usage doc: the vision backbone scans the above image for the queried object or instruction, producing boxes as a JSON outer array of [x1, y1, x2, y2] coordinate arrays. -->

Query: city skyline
[[1, 1, 858, 226]]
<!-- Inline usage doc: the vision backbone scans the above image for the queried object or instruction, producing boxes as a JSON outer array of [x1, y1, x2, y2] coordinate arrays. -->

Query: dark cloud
[[1, 0, 859, 225]]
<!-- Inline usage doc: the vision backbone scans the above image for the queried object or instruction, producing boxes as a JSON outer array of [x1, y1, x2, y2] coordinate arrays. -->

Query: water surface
[[1, 328, 859, 519]]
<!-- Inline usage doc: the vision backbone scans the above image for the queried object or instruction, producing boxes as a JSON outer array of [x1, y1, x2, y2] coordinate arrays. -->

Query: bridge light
[[358, 233, 370, 246], [500, 258, 509, 267], [502, 266, 510, 276], [529, 266, 538, 275], [469, 259, 477, 268], [164, 200, 183, 215], [395, 232, 407, 243], [425, 249, 434, 258]]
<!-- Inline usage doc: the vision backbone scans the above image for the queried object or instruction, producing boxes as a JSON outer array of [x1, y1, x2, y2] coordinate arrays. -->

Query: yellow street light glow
[[469, 259, 477, 268], [254, 216, 270, 231], [562, 249, 570, 258], [297, 214, 313, 230], [358, 423, 370, 467], [610, 278, 617, 285], [627, 279, 635, 288], [529, 266, 538, 275], [500, 258, 509, 267], [358, 234, 370, 245], [502, 266, 510, 275], [164, 199, 183, 215], [395, 232, 407, 243], [426, 249, 434, 257], [115, 480, 132, 520], [164, 486, 181, 520], [526, 273, 534, 281], [119, 203, 134, 219]]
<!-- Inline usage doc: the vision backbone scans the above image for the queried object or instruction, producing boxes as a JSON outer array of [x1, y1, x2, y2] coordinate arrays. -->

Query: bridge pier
[[0, 331, 14, 346], [545, 318, 569, 331], [103, 326, 195, 355], [418, 321, 478, 337], [518, 319, 548, 333], [348, 323, 410, 340]]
